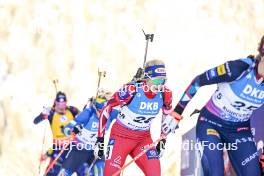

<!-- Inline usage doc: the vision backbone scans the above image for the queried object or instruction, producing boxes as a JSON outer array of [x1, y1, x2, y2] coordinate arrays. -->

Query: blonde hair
[[145, 59, 165, 68], [97, 88, 112, 100]]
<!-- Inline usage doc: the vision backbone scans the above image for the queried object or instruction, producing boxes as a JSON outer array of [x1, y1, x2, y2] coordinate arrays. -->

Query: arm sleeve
[[174, 59, 251, 115], [69, 106, 80, 117], [161, 86, 173, 115], [72, 108, 93, 125], [62, 108, 93, 135], [98, 84, 136, 137], [104, 108, 119, 131], [33, 113, 46, 124]]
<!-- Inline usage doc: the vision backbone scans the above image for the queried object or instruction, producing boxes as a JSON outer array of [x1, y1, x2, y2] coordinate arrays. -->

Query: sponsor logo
[[109, 155, 121, 168], [208, 68, 217, 79], [110, 162, 121, 169], [108, 139, 115, 145], [226, 62, 231, 76], [118, 90, 128, 99], [237, 127, 249, 132], [207, 129, 220, 137], [92, 122, 98, 128], [242, 84, 264, 99], [241, 152, 258, 166], [139, 102, 159, 110], [114, 156, 122, 165], [155, 68, 166, 73], [60, 115, 68, 123], [147, 70, 153, 75], [217, 64, 226, 76], [146, 149, 158, 159], [235, 137, 254, 144]]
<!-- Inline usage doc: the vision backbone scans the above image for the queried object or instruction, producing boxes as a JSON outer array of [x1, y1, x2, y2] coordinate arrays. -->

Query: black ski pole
[[142, 29, 154, 68], [83, 69, 106, 110], [133, 30, 154, 82]]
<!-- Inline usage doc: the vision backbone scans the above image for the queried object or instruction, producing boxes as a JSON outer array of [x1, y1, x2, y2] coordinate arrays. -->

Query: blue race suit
[[174, 57, 264, 176], [59, 105, 118, 176]]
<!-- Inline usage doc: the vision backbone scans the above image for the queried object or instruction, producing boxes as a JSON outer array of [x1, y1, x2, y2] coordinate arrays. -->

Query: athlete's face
[[55, 101, 67, 114], [258, 56, 264, 77], [146, 77, 166, 93]]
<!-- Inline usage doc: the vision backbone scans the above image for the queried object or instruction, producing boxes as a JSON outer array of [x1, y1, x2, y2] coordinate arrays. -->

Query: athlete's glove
[[156, 139, 166, 158], [40, 153, 48, 162], [72, 124, 83, 135], [40, 148, 53, 162], [94, 137, 104, 159], [62, 126, 72, 136], [33, 107, 51, 124], [260, 149, 264, 175], [161, 112, 182, 135], [42, 106, 51, 116], [133, 67, 144, 81]]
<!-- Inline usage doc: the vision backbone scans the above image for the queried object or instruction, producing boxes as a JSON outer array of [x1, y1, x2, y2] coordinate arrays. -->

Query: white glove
[[42, 106, 51, 116], [161, 115, 179, 135]]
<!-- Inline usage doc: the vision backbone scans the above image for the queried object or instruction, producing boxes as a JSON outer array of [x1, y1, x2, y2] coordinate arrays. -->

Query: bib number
[[231, 101, 258, 111], [133, 116, 155, 124], [78, 130, 97, 144]]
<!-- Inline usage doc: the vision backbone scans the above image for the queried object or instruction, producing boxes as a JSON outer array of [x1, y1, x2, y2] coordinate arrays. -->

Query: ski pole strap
[[190, 109, 201, 117], [112, 134, 166, 176]]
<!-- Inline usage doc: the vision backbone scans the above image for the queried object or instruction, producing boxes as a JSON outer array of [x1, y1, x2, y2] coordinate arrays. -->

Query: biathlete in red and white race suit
[[94, 59, 180, 176]]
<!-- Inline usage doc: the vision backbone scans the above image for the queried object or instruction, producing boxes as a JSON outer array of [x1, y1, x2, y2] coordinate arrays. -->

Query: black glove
[[73, 124, 83, 135], [133, 67, 144, 81], [94, 137, 104, 159], [33, 115, 44, 124], [156, 139, 166, 158]]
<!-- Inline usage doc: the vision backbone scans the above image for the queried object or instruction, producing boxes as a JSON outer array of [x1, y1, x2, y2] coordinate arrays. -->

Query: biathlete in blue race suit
[[172, 36, 264, 176], [58, 89, 118, 176]]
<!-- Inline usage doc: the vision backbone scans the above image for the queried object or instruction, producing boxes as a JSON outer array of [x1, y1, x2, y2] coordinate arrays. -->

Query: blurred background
[[0, 0, 263, 175]]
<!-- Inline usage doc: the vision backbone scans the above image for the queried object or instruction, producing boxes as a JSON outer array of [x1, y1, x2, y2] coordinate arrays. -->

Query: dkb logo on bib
[[139, 102, 159, 110], [243, 85, 264, 99]]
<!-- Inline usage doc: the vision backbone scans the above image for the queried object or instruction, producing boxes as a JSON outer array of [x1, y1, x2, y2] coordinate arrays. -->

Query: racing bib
[[77, 128, 97, 146], [210, 70, 264, 122], [117, 106, 156, 131]]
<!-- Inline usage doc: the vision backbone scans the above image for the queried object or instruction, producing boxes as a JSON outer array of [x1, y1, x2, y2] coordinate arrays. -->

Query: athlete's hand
[[40, 153, 48, 162], [42, 106, 51, 116], [62, 126, 72, 136], [161, 112, 181, 135], [73, 124, 83, 135], [260, 151, 264, 175], [94, 137, 104, 159], [156, 139, 166, 158]]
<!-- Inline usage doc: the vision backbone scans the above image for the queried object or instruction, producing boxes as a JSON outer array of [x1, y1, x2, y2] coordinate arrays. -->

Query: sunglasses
[[149, 78, 166, 85]]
